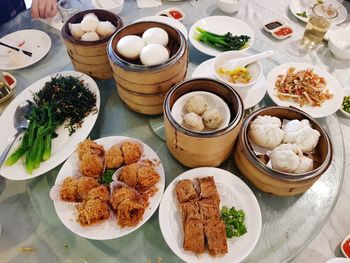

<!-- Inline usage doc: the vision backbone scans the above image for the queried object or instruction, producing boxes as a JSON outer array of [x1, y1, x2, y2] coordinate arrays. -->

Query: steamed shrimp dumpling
[[248, 115, 284, 149], [69, 23, 85, 39], [81, 13, 99, 32], [96, 21, 116, 37], [81, 32, 100, 41]]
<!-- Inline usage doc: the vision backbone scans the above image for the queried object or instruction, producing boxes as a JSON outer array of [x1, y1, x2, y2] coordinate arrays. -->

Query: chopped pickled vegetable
[[341, 95, 350, 114], [218, 66, 252, 84]]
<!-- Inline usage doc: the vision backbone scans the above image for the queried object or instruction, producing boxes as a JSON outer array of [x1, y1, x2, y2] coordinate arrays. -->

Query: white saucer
[[192, 58, 266, 109]]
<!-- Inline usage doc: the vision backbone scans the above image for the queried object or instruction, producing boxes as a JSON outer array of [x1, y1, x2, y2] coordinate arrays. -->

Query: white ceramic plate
[[171, 91, 231, 132], [189, 16, 254, 57], [339, 87, 350, 118], [0, 29, 51, 70], [53, 136, 165, 240], [134, 15, 188, 39], [192, 58, 266, 109], [159, 167, 262, 263], [289, 0, 348, 25], [0, 71, 100, 180], [266, 62, 343, 118]]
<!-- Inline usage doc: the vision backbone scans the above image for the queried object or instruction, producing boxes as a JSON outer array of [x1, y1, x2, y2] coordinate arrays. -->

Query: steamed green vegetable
[[195, 27, 250, 51], [220, 206, 247, 238], [296, 11, 308, 18]]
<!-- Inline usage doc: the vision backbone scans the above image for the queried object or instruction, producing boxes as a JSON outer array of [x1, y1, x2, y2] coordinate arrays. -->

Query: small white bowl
[[171, 91, 231, 133], [339, 87, 350, 118], [328, 28, 350, 60], [216, 0, 244, 14], [341, 233, 350, 259], [212, 51, 263, 89], [92, 0, 124, 15]]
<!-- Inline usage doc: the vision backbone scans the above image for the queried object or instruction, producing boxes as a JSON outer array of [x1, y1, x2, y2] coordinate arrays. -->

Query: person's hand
[[31, 0, 58, 19]]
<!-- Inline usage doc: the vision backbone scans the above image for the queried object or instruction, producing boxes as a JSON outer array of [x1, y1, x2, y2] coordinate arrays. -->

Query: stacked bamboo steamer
[[61, 9, 123, 80], [234, 106, 333, 196], [107, 21, 189, 115], [164, 78, 244, 168]]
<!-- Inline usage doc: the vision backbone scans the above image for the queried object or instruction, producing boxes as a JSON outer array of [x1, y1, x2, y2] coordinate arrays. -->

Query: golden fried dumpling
[[118, 163, 139, 187], [77, 177, 100, 200], [60, 177, 79, 202], [80, 154, 104, 179], [137, 166, 160, 190], [105, 145, 124, 169], [116, 200, 145, 227], [110, 186, 137, 210], [121, 142, 142, 165], [77, 139, 104, 160], [77, 199, 110, 226], [87, 185, 110, 203]]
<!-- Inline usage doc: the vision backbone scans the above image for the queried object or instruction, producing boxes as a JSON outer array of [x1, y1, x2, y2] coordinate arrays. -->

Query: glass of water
[[57, 0, 81, 22], [302, 4, 338, 48]]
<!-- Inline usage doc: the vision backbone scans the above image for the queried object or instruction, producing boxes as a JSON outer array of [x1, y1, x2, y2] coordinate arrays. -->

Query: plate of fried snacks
[[0, 71, 100, 180], [51, 136, 165, 240], [266, 62, 343, 118], [159, 167, 261, 263]]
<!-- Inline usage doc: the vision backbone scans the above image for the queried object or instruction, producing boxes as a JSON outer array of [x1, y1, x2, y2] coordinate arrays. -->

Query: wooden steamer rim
[[164, 78, 244, 138], [107, 21, 186, 72], [61, 9, 123, 46], [240, 106, 333, 182]]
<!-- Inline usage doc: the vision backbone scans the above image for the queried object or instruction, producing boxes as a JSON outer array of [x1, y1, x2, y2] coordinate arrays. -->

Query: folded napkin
[[39, 13, 64, 31], [137, 0, 162, 8]]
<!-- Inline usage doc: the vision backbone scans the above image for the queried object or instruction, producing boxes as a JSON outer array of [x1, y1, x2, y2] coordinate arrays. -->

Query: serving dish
[[234, 106, 333, 196], [0, 71, 100, 180], [61, 9, 123, 80], [159, 167, 261, 263], [328, 27, 350, 60], [189, 16, 254, 57], [53, 136, 165, 240], [0, 29, 51, 70], [164, 78, 244, 167], [266, 62, 343, 118]]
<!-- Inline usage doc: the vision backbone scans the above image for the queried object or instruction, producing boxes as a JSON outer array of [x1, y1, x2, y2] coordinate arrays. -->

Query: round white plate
[[171, 91, 231, 132], [289, 0, 348, 25], [0, 29, 51, 70], [192, 58, 266, 109], [134, 16, 188, 39], [339, 87, 350, 118], [266, 62, 343, 118], [53, 136, 165, 240], [0, 71, 100, 180], [159, 167, 262, 263], [189, 16, 254, 57]]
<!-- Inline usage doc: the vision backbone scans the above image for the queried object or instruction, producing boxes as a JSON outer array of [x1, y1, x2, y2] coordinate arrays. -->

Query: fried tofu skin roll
[[197, 176, 220, 201], [77, 199, 110, 226], [77, 177, 100, 200], [80, 154, 104, 179], [205, 220, 228, 256], [87, 185, 110, 203], [183, 219, 205, 254], [175, 179, 198, 204], [121, 142, 142, 165], [116, 200, 145, 227], [77, 139, 104, 160], [105, 145, 124, 169], [60, 177, 79, 202]]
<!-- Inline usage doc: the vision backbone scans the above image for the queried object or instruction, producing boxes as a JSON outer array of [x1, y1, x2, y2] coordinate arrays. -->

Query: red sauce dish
[[156, 7, 185, 22], [271, 25, 293, 40], [342, 234, 350, 258], [2, 72, 16, 89]]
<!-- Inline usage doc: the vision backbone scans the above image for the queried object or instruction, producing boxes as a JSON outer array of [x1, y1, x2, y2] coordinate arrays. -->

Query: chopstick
[[0, 42, 32, 57]]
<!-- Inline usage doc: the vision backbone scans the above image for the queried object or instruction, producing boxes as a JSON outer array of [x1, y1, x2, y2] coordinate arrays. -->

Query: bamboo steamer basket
[[107, 21, 188, 115], [61, 9, 123, 80], [234, 106, 333, 196], [164, 78, 244, 168]]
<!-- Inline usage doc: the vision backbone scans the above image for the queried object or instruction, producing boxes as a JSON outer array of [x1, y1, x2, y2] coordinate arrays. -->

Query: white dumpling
[[81, 13, 99, 32], [248, 115, 284, 149], [269, 143, 301, 173], [96, 21, 116, 37], [185, 96, 208, 115], [69, 23, 85, 39], [182, 112, 204, 132], [295, 155, 313, 174], [283, 125, 320, 153], [202, 108, 223, 129], [81, 31, 100, 41]]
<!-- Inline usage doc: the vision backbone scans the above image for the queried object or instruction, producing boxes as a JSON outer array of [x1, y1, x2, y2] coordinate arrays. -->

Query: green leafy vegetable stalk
[[220, 206, 247, 238], [296, 11, 308, 18], [195, 27, 250, 51]]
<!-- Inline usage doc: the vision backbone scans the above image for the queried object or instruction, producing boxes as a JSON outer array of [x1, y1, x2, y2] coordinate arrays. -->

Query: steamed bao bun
[[142, 27, 169, 46], [117, 35, 145, 60]]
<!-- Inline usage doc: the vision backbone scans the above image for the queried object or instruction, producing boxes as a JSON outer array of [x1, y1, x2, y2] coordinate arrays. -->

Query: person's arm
[[31, 0, 58, 19]]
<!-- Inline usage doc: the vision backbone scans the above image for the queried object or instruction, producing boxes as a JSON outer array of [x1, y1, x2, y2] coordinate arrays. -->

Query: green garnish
[[220, 206, 247, 238], [317, 0, 324, 4], [341, 95, 350, 114], [100, 169, 116, 185], [195, 27, 250, 51], [296, 11, 308, 18]]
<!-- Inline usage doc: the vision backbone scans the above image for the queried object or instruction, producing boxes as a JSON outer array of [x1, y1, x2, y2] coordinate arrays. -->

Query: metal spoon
[[0, 100, 34, 167]]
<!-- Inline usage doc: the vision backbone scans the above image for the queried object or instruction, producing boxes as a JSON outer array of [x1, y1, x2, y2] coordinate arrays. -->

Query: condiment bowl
[[164, 78, 244, 168], [212, 51, 263, 89], [92, 0, 124, 15], [3, 72, 16, 89], [339, 87, 350, 118], [234, 106, 333, 196], [216, 0, 244, 14], [341, 233, 350, 259], [328, 28, 350, 60]]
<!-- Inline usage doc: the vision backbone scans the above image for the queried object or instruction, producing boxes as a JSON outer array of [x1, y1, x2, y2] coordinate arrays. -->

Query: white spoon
[[222, 50, 274, 71]]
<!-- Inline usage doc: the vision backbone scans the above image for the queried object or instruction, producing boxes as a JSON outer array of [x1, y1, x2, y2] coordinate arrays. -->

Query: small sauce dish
[[341, 233, 350, 258], [263, 19, 285, 33], [271, 25, 294, 40], [2, 72, 16, 89], [339, 88, 350, 118], [156, 7, 185, 22]]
